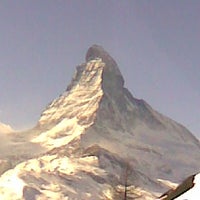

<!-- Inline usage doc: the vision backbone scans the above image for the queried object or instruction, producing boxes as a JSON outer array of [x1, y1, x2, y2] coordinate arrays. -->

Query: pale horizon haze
[[0, 1, 200, 138]]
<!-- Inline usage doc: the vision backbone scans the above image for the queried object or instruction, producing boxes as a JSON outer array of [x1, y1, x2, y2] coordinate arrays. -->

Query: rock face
[[159, 173, 200, 199], [0, 45, 200, 200]]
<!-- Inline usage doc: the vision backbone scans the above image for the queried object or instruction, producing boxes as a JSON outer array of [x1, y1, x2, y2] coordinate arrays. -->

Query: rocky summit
[[0, 45, 200, 200]]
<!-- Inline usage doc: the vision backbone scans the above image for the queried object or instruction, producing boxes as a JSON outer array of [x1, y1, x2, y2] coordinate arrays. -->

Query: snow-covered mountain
[[0, 121, 13, 133], [0, 45, 199, 199]]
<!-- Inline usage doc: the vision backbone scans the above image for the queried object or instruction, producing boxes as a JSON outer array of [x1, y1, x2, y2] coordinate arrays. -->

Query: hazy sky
[[0, 1, 200, 137]]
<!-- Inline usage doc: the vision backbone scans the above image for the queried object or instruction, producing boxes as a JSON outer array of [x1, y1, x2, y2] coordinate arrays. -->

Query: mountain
[[0, 45, 199, 199]]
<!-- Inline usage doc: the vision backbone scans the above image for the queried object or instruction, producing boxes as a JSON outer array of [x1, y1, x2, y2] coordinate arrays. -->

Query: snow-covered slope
[[0, 122, 13, 133], [0, 45, 199, 199]]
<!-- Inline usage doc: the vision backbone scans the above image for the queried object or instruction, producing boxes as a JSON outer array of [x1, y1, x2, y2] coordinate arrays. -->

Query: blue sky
[[0, 1, 200, 137]]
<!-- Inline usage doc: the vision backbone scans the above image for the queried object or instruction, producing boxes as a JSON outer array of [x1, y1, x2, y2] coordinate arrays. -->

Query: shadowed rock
[[23, 186, 41, 200], [0, 160, 12, 175]]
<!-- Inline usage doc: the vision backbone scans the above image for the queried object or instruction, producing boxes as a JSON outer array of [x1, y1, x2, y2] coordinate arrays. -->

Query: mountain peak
[[85, 44, 114, 62], [86, 44, 124, 92]]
